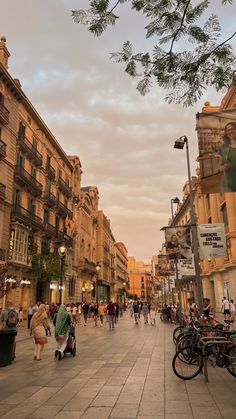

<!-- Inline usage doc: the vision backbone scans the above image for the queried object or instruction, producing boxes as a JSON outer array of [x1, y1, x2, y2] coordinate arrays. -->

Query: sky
[[0, 0, 235, 262]]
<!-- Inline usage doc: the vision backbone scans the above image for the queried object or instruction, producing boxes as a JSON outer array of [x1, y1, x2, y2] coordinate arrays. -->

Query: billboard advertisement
[[196, 108, 236, 194], [197, 223, 227, 259], [178, 256, 196, 276], [165, 226, 192, 260], [157, 254, 175, 274]]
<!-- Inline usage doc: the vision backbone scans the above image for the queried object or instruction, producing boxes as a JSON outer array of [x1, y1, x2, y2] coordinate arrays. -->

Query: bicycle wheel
[[176, 334, 194, 352], [226, 346, 236, 377], [172, 347, 203, 380], [173, 326, 184, 344]]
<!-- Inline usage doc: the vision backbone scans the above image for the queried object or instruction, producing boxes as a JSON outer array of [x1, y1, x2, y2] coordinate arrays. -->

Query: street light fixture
[[95, 262, 101, 304], [58, 242, 67, 305], [173, 135, 204, 315], [171, 197, 180, 219]]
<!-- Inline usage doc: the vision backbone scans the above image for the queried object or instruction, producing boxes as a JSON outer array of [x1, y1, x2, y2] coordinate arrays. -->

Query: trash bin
[[0, 330, 17, 367]]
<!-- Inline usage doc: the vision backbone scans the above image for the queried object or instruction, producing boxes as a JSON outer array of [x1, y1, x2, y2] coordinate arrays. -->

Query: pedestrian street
[[0, 315, 236, 419]]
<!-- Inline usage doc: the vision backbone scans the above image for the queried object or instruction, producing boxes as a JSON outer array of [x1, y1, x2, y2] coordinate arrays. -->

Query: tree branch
[[169, 0, 191, 54]]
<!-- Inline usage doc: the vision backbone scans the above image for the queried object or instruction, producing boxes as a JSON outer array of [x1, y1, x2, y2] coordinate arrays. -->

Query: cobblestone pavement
[[0, 314, 236, 419]]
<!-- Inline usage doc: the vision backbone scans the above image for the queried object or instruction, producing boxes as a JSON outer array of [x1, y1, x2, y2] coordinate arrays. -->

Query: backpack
[[6, 309, 19, 328]]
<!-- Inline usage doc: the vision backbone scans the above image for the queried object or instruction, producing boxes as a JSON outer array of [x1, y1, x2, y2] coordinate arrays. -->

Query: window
[[31, 165, 37, 179], [41, 240, 50, 254], [18, 121, 26, 140], [46, 155, 51, 167], [11, 226, 29, 264], [28, 198, 36, 215], [44, 209, 49, 224], [18, 154, 25, 168], [32, 137, 37, 150], [68, 277, 75, 297]]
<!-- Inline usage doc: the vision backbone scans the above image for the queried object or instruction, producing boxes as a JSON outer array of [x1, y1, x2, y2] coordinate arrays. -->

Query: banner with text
[[178, 255, 196, 276], [196, 109, 236, 194], [197, 223, 227, 259], [165, 226, 192, 260]]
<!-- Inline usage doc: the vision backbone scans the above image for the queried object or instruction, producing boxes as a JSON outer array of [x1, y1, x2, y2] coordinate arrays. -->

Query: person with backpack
[[0, 301, 19, 360]]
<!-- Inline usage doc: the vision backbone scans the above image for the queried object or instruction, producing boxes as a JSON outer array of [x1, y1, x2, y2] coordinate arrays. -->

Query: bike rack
[[200, 337, 234, 383]]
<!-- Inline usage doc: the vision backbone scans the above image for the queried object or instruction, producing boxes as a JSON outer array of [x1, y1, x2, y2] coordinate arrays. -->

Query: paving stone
[[110, 404, 139, 418], [28, 405, 61, 419], [81, 406, 112, 418]]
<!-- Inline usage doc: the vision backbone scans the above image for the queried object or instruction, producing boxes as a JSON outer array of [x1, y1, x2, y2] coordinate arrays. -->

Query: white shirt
[[230, 302, 235, 313], [222, 299, 230, 310]]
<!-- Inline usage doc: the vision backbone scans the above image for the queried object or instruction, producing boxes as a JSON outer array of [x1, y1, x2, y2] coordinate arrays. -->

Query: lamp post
[[174, 135, 204, 315], [171, 197, 180, 219], [58, 242, 67, 305], [95, 262, 101, 305]]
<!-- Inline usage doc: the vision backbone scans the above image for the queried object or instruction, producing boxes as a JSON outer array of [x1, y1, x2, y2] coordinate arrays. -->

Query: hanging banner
[[157, 254, 175, 274], [178, 255, 196, 276], [197, 223, 227, 259], [165, 226, 192, 260], [196, 108, 236, 194]]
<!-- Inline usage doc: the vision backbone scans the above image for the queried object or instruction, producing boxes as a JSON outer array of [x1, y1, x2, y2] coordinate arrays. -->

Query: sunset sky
[[1, 0, 235, 261]]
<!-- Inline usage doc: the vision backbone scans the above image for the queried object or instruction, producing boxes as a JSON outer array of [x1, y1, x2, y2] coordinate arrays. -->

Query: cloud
[[1, 0, 235, 261]]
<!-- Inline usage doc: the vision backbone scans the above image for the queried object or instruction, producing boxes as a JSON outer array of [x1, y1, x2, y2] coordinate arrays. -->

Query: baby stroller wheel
[[55, 350, 59, 358]]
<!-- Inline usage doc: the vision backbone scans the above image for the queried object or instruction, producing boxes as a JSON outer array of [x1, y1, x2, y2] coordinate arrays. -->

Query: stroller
[[64, 324, 76, 357]]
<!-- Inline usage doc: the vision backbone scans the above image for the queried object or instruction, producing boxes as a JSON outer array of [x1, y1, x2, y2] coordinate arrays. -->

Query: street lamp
[[58, 242, 67, 305], [171, 197, 180, 219], [174, 135, 204, 315], [95, 262, 101, 305]]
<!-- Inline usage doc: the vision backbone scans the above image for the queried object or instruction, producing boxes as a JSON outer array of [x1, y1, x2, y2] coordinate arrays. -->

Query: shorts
[[224, 309, 230, 315], [134, 313, 139, 318]]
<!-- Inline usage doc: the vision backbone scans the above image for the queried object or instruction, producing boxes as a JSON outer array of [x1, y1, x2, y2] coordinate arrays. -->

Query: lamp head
[[172, 197, 180, 204], [96, 262, 101, 272], [174, 136, 186, 149], [58, 242, 67, 257]]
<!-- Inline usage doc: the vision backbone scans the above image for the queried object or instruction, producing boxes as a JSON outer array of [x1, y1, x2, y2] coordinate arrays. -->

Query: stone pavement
[[0, 314, 236, 419]]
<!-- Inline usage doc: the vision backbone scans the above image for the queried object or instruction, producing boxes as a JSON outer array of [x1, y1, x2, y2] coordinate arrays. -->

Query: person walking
[[119, 302, 123, 317], [54, 304, 71, 360], [90, 303, 99, 326], [82, 302, 90, 326], [98, 302, 106, 325], [30, 304, 51, 361], [27, 304, 34, 329], [222, 297, 230, 320], [230, 299, 235, 321], [133, 301, 139, 325], [150, 305, 156, 325], [107, 301, 115, 329], [18, 307, 24, 327], [142, 302, 149, 324]]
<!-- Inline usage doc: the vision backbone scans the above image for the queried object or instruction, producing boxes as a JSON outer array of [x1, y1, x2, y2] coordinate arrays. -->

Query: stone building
[[168, 82, 236, 312], [114, 242, 128, 303], [96, 211, 116, 302], [0, 38, 74, 309], [127, 257, 152, 301]]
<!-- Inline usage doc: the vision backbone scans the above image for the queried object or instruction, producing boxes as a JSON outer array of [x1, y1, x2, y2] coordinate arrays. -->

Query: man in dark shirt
[[106, 301, 115, 329], [82, 302, 89, 326]]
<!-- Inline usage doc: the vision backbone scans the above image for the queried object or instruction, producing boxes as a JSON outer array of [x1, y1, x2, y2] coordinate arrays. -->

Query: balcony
[[46, 162, 56, 180], [17, 136, 43, 166], [14, 166, 43, 197], [78, 257, 97, 274], [57, 201, 68, 218], [44, 222, 57, 237], [43, 191, 57, 207], [11, 204, 43, 231], [0, 103, 10, 125], [58, 176, 72, 198], [0, 139, 6, 159], [0, 182, 6, 200]]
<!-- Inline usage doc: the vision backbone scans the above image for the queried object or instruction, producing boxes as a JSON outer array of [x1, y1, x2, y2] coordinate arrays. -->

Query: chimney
[[0, 36, 10, 69]]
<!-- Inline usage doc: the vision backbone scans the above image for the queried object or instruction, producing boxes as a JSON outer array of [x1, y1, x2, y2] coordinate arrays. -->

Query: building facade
[[127, 257, 152, 301], [114, 242, 128, 303]]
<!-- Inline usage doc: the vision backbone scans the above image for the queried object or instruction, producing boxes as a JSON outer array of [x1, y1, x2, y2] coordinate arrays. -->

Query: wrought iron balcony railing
[[43, 191, 57, 207], [14, 166, 43, 197], [0, 102, 10, 125], [46, 162, 56, 179], [58, 176, 72, 198], [17, 136, 43, 166], [11, 204, 43, 230], [0, 182, 6, 199], [0, 139, 6, 159]]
